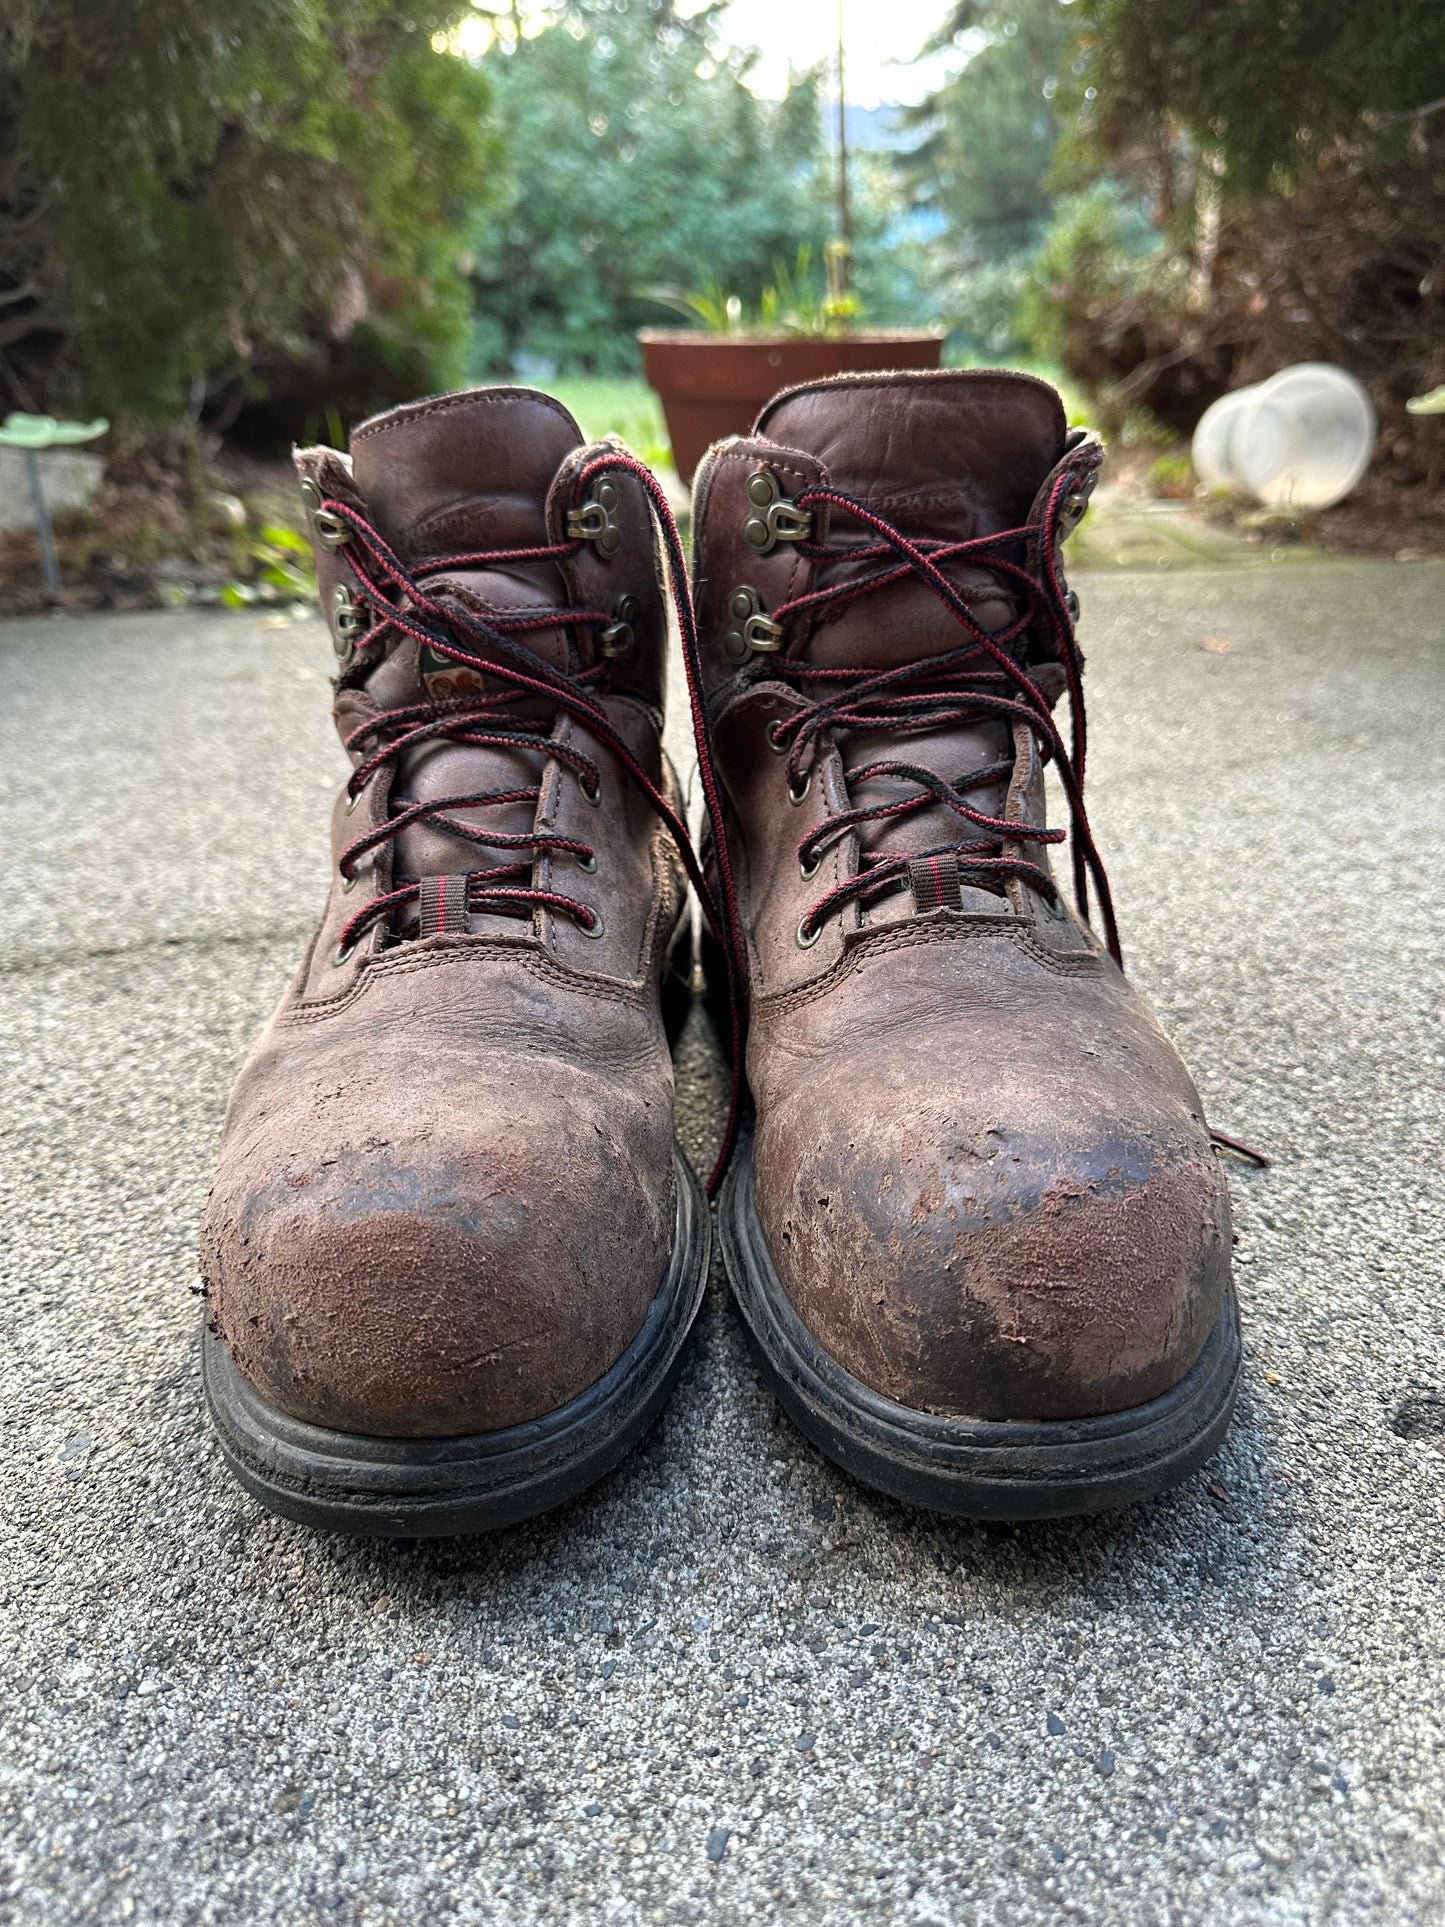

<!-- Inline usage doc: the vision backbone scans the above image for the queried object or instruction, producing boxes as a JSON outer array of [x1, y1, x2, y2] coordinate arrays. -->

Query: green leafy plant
[[643, 278, 748, 335], [222, 525, 315, 610], [1146, 450, 1195, 499], [1013, 181, 1172, 366], [758, 244, 860, 338], [643, 245, 861, 340]]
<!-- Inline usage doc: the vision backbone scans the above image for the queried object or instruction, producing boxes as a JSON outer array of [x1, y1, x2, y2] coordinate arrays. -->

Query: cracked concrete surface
[[1, 561, 1443, 1925]]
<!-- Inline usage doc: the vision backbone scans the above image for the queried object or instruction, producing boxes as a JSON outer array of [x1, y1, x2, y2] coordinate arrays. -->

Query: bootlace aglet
[[1210, 1127, 1271, 1169]]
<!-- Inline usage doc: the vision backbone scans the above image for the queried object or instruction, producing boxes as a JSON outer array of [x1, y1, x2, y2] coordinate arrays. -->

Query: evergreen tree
[[894, 1, 1084, 355], [0, 2, 495, 419], [900, 1, 1078, 265], [1073, 0, 1445, 198], [467, 0, 833, 374]]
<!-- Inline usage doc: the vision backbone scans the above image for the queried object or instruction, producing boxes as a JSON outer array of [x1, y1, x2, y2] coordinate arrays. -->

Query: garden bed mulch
[[0, 441, 310, 618]]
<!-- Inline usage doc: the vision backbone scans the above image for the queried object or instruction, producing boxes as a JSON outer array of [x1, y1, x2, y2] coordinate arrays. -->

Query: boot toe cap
[[754, 1070, 1231, 1423], [201, 1102, 673, 1439]]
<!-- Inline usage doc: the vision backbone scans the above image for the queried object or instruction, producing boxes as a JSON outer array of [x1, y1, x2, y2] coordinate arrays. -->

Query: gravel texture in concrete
[[1, 561, 1443, 1925]]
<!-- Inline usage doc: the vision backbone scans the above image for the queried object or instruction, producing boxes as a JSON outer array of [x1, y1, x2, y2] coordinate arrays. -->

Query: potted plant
[[638, 245, 945, 481]]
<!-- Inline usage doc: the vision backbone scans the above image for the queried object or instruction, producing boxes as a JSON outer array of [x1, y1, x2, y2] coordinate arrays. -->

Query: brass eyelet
[[1064, 586, 1081, 621], [795, 917, 821, 949], [579, 908, 606, 940], [799, 851, 820, 881], [330, 583, 366, 661], [343, 781, 366, 817], [331, 938, 355, 968], [1059, 477, 1095, 536], [577, 850, 598, 874], [567, 479, 621, 558], [766, 721, 791, 755], [312, 508, 350, 551], [742, 469, 813, 556], [340, 868, 359, 895], [724, 586, 783, 663], [301, 475, 351, 550], [599, 593, 640, 658], [582, 778, 603, 808], [788, 771, 812, 807]]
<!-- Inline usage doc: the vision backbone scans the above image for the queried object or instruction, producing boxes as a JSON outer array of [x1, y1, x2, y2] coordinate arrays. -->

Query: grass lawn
[[549, 377, 673, 473]]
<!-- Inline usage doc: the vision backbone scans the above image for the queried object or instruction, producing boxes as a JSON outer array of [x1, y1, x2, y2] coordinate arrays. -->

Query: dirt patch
[[1197, 471, 1445, 562]]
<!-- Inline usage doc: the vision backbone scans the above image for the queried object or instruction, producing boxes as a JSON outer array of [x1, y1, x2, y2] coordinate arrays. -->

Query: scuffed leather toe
[[201, 1057, 673, 1439], [752, 1020, 1232, 1424]]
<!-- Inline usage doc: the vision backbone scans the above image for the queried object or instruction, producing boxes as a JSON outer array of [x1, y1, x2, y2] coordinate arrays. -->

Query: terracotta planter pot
[[637, 330, 947, 482]]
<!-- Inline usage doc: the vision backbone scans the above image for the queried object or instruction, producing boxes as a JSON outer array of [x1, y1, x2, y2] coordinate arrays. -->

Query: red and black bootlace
[[313, 457, 1263, 1182], [730, 471, 1267, 1168], [312, 455, 750, 1194], [762, 470, 1117, 956]]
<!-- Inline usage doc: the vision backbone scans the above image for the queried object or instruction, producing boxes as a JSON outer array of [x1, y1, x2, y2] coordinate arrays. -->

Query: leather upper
[[201, 388, 687, 1438], [694, 370, 1231, 1422]]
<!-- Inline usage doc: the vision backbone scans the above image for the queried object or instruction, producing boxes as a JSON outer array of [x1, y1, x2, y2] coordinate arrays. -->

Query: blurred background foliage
[[1, 0, 1440, 495], [464, 0, 831, 375], [0, 1, 496, 440], [442, 0, 933, 378]]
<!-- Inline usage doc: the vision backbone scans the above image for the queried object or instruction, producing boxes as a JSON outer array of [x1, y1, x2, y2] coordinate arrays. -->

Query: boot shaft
[[288, 387, 676, 955], [298, 385, 670, 720], [691, 369, 1099, 688], [689, 369, 1107, 975]]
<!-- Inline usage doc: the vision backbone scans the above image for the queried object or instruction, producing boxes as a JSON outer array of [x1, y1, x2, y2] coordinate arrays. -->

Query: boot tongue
[[756, 372, 1069, 919]]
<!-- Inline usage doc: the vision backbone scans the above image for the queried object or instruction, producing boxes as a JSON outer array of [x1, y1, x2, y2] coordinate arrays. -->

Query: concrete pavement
[[2, 558, 1444, 1925]]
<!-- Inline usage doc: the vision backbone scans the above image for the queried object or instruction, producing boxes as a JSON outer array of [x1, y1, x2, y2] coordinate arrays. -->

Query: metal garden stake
[[0, 412, 109, 596]]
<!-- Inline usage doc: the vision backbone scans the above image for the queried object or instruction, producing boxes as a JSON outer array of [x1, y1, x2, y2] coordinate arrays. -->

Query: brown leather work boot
[[200, 388, 709, 1535], [691, 370, 1239, 1518]]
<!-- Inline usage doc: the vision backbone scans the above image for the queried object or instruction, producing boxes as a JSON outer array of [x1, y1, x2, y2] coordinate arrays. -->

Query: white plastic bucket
[[1191, 363, 1376, 509], [1192, 385, 1264, 491]]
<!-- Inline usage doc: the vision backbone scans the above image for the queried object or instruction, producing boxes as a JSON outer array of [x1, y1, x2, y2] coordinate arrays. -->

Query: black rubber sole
[[202, 1147, 710, 1538], [721, 1143, 1241, 1521]]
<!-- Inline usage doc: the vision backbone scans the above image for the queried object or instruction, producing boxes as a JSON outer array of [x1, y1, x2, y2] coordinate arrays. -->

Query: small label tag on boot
[[420, 644, 490, 701], [416, 874, 473, 936], [909, 854, 964, 914]]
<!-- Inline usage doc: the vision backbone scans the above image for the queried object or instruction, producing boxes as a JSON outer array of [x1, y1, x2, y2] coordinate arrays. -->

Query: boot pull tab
[[909, 854, 965, 915]]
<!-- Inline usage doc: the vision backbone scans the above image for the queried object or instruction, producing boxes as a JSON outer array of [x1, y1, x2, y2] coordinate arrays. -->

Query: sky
[[446, 0, 961, 108], [696, 0, 957, 107]]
